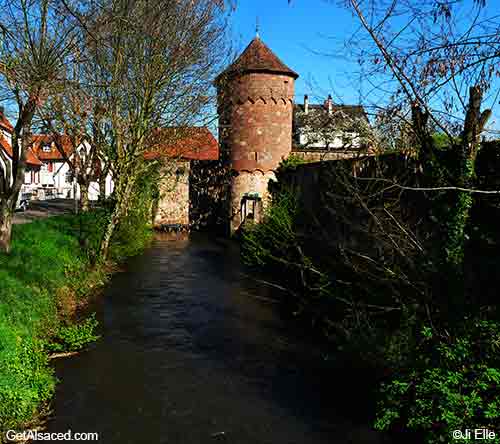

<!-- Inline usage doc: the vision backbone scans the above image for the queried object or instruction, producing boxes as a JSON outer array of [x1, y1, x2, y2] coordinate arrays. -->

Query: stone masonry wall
[[153, 160, 190, 227], [218, 71, 295, 234], [222, 72, 294, 172], [229, 170, 276, 233]]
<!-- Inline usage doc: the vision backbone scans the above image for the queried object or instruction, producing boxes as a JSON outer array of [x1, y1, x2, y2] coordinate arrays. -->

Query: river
[[47, 234, 382, 444]]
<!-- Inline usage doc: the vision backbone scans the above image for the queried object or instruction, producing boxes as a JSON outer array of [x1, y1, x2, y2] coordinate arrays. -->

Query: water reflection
[[47, 234, 381, 444]]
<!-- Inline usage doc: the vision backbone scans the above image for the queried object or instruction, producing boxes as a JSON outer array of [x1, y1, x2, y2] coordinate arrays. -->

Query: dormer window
[[42, 143, 51, 153]]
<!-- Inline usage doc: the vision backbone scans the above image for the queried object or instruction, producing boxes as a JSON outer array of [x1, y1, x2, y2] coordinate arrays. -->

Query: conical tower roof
[[216, 37, 298, 83]]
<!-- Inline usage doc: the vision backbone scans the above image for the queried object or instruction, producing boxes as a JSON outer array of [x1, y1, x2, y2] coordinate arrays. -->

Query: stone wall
[[153, 160, 190, 227], [229, 170, 276, 233], [217, 70, 295, 234], [276, 154, 429, 256], [290, 149, 373, 163], [189, 159, 231, 233]]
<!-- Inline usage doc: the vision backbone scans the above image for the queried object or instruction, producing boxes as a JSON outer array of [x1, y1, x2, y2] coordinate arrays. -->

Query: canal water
[[47, 234, 382, 444]]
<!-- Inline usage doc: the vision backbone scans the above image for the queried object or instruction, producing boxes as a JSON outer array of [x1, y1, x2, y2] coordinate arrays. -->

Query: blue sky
[[227, 0, 500, 133], [227, 0, 363, 107]]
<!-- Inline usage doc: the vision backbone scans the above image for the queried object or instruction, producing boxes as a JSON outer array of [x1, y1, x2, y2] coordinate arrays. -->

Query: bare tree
[[354, 0, 498, 260], [62, 0, 231, 260], [39, 63, 108, 212], [0, 0, 74, 252], [302, 0, 499, 270]]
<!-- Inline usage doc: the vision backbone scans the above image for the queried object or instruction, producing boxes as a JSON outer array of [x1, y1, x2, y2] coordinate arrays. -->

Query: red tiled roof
[[31, 134, 74, 161], [0, 135, 42, 166], [144, 127, 218, 161], [0, 114, 14, 133], [216, 37, 298, 83]]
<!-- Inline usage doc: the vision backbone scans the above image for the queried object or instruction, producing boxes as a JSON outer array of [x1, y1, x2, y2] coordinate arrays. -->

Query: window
[[342, 132, 354, 147], [42, 143, 51, 153]]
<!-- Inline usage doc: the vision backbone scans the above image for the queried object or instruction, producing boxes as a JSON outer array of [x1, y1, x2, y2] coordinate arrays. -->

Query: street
[[13, 199, 76, 224]]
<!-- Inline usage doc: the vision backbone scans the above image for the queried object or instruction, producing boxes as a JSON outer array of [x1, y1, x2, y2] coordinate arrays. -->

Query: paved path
[[13, 199, 76, 224]]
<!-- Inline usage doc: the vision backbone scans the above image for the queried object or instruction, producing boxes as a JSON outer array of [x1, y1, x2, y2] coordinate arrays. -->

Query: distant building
[[29, 135, 114, 201], [144, 126, 219, 228], [0, 109, 42, 189], [215, 36, 370, 234], [0, 104, 219, 229], [0, 109, 112, 201], [293, 94, 369, 151], [215, 35, 298, 234]]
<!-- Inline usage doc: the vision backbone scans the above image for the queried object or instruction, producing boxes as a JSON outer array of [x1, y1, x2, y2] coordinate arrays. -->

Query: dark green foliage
[[269, 155, 308, 197], [242, 191, 300, 268], [0, 217, 85, 431], [47, 314, 100, 353], [109, 167, 159, 261], [375, 321, 500, 443], [277, 154, 307, 171], [243, 145, 500, 443]]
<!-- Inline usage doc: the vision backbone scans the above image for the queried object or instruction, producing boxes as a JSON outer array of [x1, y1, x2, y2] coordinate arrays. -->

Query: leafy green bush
[[109, 167, 158, 261], [278, 154, 307, 171], [47, 314, 100, 353], [242, 191, 300, 268], [0, 218, 81, 431], [375, 320, 500, 443], [0, 208, 150, 433]]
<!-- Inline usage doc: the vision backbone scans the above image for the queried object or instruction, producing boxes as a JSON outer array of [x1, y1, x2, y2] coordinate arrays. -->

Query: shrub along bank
[[0, 206, 153, 436], [242, 144, 500, 443]]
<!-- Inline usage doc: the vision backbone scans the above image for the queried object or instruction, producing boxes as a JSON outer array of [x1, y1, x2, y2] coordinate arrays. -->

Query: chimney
[[326, 94, 333, 115], [304, 95, 309, 114]]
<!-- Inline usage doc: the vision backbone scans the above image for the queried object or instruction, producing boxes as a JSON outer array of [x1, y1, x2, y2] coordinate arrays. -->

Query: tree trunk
[[445, 86, 491, 268], [80, 182, 90, 212], [0, 200, 13, 254], [99, 203, 120, 260], [98, 176, 106, 202], [99, 173, 136, 261]]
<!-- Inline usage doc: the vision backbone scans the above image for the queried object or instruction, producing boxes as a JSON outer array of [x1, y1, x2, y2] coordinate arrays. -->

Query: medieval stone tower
[[215, 36, 298, 234]]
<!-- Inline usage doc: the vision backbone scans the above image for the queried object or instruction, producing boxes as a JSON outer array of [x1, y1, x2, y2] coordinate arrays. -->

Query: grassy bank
[[0, 210, 152, 435]]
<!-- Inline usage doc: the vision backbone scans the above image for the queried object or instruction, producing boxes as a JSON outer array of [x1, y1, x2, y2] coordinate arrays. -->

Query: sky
[[227, 0, 364, 107], [226, 0, 500, 133]]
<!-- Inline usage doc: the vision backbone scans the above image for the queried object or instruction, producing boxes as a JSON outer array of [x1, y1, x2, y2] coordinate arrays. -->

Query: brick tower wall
[[218, 71, 295, 233]]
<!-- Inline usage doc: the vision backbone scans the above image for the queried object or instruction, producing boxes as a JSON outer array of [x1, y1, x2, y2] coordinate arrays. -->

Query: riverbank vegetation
[[0, 194, 156, 435], [242, 140, 500, 442], [0, 0, 231, 436], [0, 156, 161, 434], [251, 1, 499, 441]]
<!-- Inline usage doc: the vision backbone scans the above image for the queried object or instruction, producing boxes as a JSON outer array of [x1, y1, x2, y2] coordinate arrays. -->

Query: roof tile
[[0, 135, 42, 166], [144, 127, 218, 161], [31, 135, 74, 161], [216, 37, 298, 82]]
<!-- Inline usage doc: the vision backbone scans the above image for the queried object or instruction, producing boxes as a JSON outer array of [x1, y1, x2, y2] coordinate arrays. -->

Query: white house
[[293, 95, 370, 151], [0, 110, 113, 201], [30, 135, 114, 201], [0, 109, 43, 193]]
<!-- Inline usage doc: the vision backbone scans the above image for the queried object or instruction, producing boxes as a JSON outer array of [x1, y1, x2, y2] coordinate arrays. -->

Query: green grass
[[0, 210, 152, 433]]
